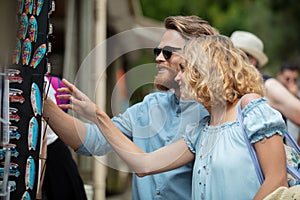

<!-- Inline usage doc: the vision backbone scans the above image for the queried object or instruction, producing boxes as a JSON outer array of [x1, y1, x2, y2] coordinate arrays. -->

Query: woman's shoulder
[[240, 94, 273, 120], [240, 93, 263, 109]]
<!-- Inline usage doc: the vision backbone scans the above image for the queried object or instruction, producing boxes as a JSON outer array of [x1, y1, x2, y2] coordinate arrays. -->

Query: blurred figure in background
[[230, 31, 300, 133], [277, 63, 300, 97], [277, 63, 300, 145]]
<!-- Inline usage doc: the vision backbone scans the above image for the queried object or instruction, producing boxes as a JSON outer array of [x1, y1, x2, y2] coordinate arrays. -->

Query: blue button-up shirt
[[77, 91, 208, 200]]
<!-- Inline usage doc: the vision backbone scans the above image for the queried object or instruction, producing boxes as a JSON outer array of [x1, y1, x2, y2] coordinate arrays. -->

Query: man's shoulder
[[125, 92, 172, 112], [262, 74, 272, 82], [264, 77, 283, 89], [142, 91, 173, 102]]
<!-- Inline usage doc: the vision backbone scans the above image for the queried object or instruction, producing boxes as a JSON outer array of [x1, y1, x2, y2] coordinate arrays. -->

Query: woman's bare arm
[[58, 79, 195, 176], [241, 93, 288, 200], [253, 134, 288, 200], [43, 98, 86, 150], [95, 108, 195, 176]]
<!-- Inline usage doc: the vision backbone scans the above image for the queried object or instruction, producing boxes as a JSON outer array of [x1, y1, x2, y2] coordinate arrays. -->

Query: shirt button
[[156, 190, 160, 195]]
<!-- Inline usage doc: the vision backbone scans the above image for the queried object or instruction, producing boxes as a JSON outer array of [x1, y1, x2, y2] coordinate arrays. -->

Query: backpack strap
[[237, 98, 264, 184]]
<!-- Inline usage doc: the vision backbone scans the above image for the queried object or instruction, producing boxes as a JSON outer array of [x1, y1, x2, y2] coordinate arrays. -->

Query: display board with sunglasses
[[0, 0, 54, 199]]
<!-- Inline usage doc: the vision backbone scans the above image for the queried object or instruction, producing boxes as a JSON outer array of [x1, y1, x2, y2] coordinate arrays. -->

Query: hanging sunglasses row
[[13, 11, 50, 68], [13, 38, 47, 69], [0, 0, 53, 199]]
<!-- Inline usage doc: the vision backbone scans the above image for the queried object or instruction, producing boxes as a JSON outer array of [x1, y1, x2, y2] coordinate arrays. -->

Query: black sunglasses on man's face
[[153, 46, 181, 60]]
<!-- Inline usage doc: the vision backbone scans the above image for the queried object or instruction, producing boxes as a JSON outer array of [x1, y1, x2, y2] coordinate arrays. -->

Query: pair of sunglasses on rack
[[153, 46, 181, 60]]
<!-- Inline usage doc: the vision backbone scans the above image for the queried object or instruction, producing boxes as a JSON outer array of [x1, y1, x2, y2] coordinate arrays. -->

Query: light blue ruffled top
[[184, 98, 286, 200]]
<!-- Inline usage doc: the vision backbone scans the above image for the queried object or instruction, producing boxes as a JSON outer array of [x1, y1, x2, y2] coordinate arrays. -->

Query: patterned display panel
[[4, 0, 54, 199]]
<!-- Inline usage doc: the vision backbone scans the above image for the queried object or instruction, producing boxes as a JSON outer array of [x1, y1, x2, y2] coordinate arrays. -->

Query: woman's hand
[[57, 79, 99, 123]]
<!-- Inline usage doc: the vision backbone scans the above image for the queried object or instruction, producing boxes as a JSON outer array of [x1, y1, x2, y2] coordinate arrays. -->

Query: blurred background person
[[277, 63, 300, 145], [277, 63, 300, 97], [230, 31, 300, 136]]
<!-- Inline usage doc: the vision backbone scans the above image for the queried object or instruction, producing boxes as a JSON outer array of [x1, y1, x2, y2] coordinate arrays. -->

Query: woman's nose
[[175, 71, 182, 82]]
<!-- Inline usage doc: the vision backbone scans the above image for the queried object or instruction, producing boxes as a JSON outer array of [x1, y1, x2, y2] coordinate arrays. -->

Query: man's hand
[[286, 82, 299, 97]]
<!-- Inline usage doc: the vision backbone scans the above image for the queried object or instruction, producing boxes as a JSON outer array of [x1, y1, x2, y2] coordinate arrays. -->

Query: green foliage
[[139, 0, 300, 75]]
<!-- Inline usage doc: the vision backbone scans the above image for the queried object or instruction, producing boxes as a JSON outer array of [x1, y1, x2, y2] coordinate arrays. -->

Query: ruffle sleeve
[[242, 98, 286, 143], [183, 116, 209, 153]]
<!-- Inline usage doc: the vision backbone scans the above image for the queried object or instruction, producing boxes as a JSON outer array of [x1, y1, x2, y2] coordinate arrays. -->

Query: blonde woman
[[43, 15, 218, 200], [58, 35, 288, 200]]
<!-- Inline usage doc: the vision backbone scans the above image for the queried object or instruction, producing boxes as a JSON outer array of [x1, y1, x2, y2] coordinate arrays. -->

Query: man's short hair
[[280, 62, 300, 73], [164, 15, 219, 40]]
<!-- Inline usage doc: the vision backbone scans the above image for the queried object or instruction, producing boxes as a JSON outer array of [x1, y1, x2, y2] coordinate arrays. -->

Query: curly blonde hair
[[182, 35, 265, 112]]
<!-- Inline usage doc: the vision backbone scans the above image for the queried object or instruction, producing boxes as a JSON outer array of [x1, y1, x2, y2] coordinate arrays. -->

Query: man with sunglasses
[[43, 15, 218, 200]]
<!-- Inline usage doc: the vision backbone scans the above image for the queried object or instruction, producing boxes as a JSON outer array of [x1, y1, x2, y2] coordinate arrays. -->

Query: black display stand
[[6, 0, 53, 199]]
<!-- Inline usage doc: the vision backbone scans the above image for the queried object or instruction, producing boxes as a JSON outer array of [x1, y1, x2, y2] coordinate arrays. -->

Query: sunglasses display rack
[[0, 0, 54, 199], [0, 70, 12, 200]]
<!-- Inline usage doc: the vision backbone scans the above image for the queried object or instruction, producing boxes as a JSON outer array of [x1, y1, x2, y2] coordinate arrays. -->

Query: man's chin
[[154, 81, 179, 92], [155, 84, 169, 91], [154, 79, 168, 91], [154, 74, 179, 91]]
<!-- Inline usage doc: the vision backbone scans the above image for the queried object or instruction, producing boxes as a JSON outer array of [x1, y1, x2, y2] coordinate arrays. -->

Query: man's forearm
[[43, 98, 86, 150]]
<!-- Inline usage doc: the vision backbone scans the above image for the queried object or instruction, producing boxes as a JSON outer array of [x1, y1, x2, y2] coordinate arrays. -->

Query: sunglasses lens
[[154, 46, 181, 60], [153, 48, 162, 58], [162, 50, 172, 60], [153, 48, 172, 60]]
